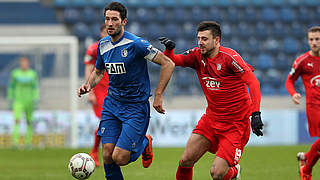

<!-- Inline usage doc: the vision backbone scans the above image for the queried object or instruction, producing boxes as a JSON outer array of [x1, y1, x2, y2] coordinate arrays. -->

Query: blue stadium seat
[[247, 37, 260, 54], [176, 0, 195, 7], [54, 0, 70, 7], [164, 23, 180, 39], [297, 7, 313, 23], [261, 84, 277, 95], [243, 7, 258, 23], [237, 23, 252, 39], [174, 69, 192, 95], [226, 7, 240, 23], [145, 23, 162, 40], [73, 22, 92, 39], [305, 0, 319, 6], [279, 7, 295, 23], [290, 22, 305, 38], [191, 6, 206, 22], [229, 38, 244, 53], [261, 7, 278, 23], [182, 22, 197, 38], [63, 8, 80, 24], [135, 8, 151, 24], [90, 0, 108, 8], [127, 21, 143, 37], [91, 23, 102, 40], [249, 0, 265, 7], [154, 6, 169, 23], [282, 37, 299, 54], [72, 0, 87, 7], [267, 0, 284, 7], [198, 0, 214, 7], [279, 85, 289, 95], [254, 22, 268, 39], [234, 0, 248, 7], [221, 22, 232, 39], [208, 7, 222, 23], [275, 53, 291, 71], [256, 53, 274, 70], [82, 7, 97, 24], [173, 8, 190, 23], [266, 69, 282, 87], [271, 21, 286, 39], [144, 0, 160, 8], [215, 0, 231, 7], [175, 38, 189, 53], [126, 0, 142, 8], [264, 38, 280, 54], [314, 7, 320, 22], [286, 0, 301, 6], [161, 0, 177, 7]]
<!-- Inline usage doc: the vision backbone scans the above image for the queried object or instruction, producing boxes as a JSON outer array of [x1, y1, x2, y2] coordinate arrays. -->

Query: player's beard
[[108, 26, 122, 38], [202, 47, 215, 57]]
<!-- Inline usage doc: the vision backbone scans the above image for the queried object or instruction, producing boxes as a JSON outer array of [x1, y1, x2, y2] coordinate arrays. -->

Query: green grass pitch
[[0, 145, 319, 180]]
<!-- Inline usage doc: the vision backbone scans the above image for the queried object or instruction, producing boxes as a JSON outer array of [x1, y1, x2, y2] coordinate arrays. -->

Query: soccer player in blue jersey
[[78, 2, 175, 179]]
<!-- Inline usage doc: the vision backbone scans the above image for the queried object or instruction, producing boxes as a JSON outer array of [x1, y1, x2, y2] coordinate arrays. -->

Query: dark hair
[[104, 2, 127, 21], [308, 26, 320, 33], [197, 21, 221, 39], [100, 24, 106, 31]]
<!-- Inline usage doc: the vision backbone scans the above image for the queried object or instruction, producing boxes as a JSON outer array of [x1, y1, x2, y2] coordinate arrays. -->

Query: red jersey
[[286, 52, 320, 105], [84, 41, 109, 93], [166, 46, 254, 121]]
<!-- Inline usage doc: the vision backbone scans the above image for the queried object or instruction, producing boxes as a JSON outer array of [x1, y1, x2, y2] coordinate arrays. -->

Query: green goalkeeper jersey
[[7, 68, 39, 103]]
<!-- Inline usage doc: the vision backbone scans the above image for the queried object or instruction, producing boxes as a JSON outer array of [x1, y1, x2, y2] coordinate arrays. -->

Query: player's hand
[[251, 111, 264, 136], [153, 94, 165, 114], [159, 37, 176, 50], [88, 91, 97, 105], [292, 93, 301, 104], [78, 84, 91, 97]]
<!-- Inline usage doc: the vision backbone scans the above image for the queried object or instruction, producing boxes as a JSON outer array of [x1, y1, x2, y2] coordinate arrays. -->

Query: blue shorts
[[97, 96, 150, 153]]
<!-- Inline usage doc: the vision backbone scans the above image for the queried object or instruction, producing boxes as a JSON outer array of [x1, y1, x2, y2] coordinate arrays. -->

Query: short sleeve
[[95, 42, 105, 70], [135, 38, 159, 61]]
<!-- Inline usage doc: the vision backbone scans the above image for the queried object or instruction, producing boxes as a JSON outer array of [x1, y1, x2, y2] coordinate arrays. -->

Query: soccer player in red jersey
[[159, 21, 263, 180], [84, 24, 109, 167], [285, 26, 320, 180]]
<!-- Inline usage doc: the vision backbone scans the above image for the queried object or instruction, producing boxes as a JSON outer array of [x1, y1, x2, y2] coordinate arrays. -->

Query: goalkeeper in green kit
[[7, 57, 39, 147]]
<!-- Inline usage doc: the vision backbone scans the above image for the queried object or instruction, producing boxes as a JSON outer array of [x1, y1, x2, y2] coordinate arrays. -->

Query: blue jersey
[[96, 31, 158, 103]]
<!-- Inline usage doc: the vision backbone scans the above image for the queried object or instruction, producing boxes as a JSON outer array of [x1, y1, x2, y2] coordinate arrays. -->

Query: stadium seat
[[297, 7, 313, 23], [54, 0, 70, 7], [256, 53, 274, 70], [275, 53, 291, 71], [164, 23, 180, 39], [246, 37, 261, 54], [282, 37, 299, 54], [191, 6, 206, 22], [135, 8, 151, 23], [229, 38, 244, 53], [221, 22, 232, 39], [233, 0, 248, 7], [279, 85, 289, 95], [161, 0, 177, 7], [175, 38, 189, 53], [182, 22, 197, 38], [72, 22, 92, 40], [127, 21, 143, 37], [279, 7, 295, 23], [215, 0, 231, 7], [243, 7, 258, 23], [91, 23, 102, 40], [271, 21, 286, 39], [90, 0, 108, 8], [254, 22, 268, 39], [154, 6, 169, 23], [266, 69, 282, 87], [82, 7, 97, 24], [314, 7, 320, 22], [267, 0, 284, 7], [172, 8, 189, 23], [286, 0, 301, 6], [305, 0, 319, 6], [126, 0, 142, 8], [249, 0, 265, 7], [72, 0, 87, 7], [176, 0, 195, 7], [290, 22, 305, 38], [226, 7, 240, 23], [174, 69, 192, 95], [237, 23, 252, 39], [261, 7, 278, 23], [261, 84, 277, 96], [144, 0, 160, 8], [145, 23, 162, 40], [198, 0, 214, 7], [264, 38, 280, 54], [63, 8, 80, 24], [208, 7, 222, 23]]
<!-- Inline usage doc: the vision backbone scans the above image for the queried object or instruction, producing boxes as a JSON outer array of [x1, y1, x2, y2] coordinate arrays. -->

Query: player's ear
[[122, 18, 127, 26]]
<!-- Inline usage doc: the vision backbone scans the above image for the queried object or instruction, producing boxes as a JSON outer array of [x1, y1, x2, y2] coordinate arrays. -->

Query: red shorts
[[192, 112, 251, 166], [306, 103, 320, 137], [92, 85, 107, 119]]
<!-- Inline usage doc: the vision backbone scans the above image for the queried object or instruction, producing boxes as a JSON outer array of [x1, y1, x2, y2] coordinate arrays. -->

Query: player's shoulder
[[293, 52, 310, 66], [218, 46, 243, 60], [11, 68, 20, 75], [88, 41, 99, 50]]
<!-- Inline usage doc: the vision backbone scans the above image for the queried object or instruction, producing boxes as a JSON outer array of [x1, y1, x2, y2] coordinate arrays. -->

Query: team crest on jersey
[[310, 75, 320, 87], [121, 48, 128, 57], [217, 64, 221, 70], [105, 62, 126, 74]]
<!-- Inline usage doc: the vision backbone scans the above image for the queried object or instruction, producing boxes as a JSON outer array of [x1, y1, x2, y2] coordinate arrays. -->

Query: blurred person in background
[[78, 2, 174, 179], [159, 21, 263, 180], [84, 24, 109, 167], [7, 56, 39, 148], [285, 26, 320, 180]]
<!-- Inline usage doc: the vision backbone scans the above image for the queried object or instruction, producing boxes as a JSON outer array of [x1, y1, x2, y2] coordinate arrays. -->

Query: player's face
[[19, 57, 29, 70], [197, 30, 219, 57], [308, 31, 320, 54], [105, 10, 127, 37]]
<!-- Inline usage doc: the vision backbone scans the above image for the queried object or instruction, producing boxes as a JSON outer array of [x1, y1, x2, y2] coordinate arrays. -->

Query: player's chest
[[302, 59, 320, 75], [198, 58, 231, 78]]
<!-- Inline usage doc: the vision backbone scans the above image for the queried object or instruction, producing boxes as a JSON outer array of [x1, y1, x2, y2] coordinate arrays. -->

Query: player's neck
[[309, 50, 320, 57], [110, 29, 124, 43], [208, 44, 220, 59]]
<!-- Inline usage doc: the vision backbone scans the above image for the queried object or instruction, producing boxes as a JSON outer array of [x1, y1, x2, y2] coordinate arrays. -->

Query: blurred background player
[[285, 26, 320, 180], [78, 2, 174, 179], [7, 56, 39, 148], [160, 21, 263, 180], [84, 24, 109, 167]]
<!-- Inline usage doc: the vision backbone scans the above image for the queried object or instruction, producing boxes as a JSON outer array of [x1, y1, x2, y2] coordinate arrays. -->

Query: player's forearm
[[242, 72, 261, 112], [285, 76, 297, 96], [155, 56, 175, 95], [85, 64, 94, 81], [86, 68, 104, 89], [164, 48, 184, 66]]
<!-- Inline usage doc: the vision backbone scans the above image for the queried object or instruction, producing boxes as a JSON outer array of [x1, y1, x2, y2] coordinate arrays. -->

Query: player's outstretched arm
[[78, 68, 105, 97], [151, 52, 175, 114], [241, 71, 264, 136]]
